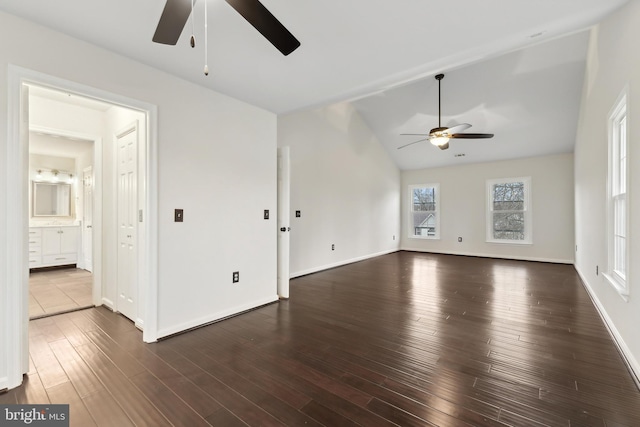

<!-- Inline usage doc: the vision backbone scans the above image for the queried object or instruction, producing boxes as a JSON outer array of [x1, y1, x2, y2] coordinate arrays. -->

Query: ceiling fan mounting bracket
[[435, 73, 444, 81]]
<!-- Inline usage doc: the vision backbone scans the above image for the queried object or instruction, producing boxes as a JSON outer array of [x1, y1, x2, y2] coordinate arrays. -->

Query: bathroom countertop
[[29, 222, 80, 228]]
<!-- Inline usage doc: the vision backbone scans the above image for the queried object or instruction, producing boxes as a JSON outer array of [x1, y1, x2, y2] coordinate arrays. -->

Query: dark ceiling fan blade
[[398, 138, 429, 149], [225, 0, 301, 56], [153, 0, 194, 45], [451, 133, 494, 139]]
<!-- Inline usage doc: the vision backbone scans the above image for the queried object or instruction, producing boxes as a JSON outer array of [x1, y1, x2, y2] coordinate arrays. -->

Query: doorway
[[27, 113, 100, 319], [5, 65, 159, 391]]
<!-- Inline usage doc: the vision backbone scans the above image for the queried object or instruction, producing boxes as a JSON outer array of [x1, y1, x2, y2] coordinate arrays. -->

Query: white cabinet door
[[42, 228, 62, 255], [60, 227, 78, 254]]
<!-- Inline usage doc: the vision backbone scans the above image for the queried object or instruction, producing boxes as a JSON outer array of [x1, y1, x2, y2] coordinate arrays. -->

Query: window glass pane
[[412, 187, 435, 211], [492, 212, 525, 240], [614, 234, 626, 277], [492, 182, 524, 211], [614, 197, 625, 237], [412, 212, 437, 237], [410, 185, 438, 238]]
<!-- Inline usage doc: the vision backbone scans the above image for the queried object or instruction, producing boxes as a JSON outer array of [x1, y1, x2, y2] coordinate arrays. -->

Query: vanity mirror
[[33, 181, 71, 217]]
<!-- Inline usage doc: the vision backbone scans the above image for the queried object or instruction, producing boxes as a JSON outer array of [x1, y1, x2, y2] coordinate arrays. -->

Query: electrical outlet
[[331, 244, 335, 251], [232, 271, 239, 283], [174, 209, 184, 222], [458, 237, 462, 242], [264, 209, 269, 220]]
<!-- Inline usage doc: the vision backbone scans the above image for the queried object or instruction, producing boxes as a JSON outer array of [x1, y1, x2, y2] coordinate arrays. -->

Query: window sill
[[485, 239, 532, 245], [603, 273, 629, 302]]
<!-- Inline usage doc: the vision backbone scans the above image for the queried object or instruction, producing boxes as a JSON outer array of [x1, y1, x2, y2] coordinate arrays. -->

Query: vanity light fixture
[[36, 169, 43, 179], [51, 170, 59, 182]]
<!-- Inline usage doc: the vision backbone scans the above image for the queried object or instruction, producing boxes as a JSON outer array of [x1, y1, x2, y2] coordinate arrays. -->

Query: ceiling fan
[[398, 73, 494, 151], [153, 0, 301, 56]]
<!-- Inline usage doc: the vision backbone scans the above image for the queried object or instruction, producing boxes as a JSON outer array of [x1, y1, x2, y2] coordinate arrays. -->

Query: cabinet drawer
[[28, 236, 42, 246], [29, 256, 41, 266], [28, 247, 42, 256], [42, 253, 77, 265], [29, 228, 42, 237]]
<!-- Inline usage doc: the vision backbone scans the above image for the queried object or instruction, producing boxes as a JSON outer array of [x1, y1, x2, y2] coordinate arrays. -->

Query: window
[[606, 89, 628, 296], [409, 184, 440, 239], [486, 177, 531, 244]]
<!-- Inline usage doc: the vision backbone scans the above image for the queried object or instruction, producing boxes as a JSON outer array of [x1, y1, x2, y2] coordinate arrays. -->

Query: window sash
[[606, 90, 628, 296], [409, 184, 439, 239], [486, 178, 531, 244]]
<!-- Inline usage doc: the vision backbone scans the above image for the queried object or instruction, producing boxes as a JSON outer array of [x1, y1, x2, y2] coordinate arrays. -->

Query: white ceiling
[[0, 0, 628, 169], [352, 30, 591, 170], [30, 131, 93, 159]]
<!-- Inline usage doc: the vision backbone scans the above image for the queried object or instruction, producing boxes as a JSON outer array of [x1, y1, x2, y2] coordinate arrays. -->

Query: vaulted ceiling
[[0, 0, 628, 169]]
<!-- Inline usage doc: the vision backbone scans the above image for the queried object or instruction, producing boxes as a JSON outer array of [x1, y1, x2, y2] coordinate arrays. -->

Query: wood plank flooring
[[3, 252, 640, 426]]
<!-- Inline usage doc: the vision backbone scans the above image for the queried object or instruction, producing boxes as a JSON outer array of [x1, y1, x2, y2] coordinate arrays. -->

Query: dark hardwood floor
[[3, 251, 640, 426]]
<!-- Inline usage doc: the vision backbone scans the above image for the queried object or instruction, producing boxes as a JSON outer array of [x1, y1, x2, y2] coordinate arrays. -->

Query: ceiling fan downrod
[[435, 73, 444, 128]]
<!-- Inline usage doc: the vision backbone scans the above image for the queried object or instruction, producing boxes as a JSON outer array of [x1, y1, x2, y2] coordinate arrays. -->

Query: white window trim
[[408, 183, 440, 240], [486, 176, 532, 245], [604, 86, 630, 298]]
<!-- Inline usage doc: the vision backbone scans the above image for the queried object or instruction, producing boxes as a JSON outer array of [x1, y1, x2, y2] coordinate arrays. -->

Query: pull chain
[[204, 0, 209, 76], [190, 0, 196, 47]]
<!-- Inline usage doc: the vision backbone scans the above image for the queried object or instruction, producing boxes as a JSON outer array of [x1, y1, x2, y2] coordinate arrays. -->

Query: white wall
[[402, 153, 575, 263], [574, 1, 640, 379], [278, 103, 401, 277], [0, 11, 278, 389]]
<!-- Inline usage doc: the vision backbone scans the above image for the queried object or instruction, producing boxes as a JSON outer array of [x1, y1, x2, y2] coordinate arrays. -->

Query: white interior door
[[116, 124, 138, 321], [82, 166, 93, 272], [277, 146, 291, 299]]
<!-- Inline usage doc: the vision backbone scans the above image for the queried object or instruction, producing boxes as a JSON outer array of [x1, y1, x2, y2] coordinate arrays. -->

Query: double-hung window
[[486, 177, 532, 244], [409, 184, 440, 239], [606, 89, 629, 296]]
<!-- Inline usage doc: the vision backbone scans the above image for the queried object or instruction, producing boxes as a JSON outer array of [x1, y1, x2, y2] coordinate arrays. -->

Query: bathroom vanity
[[29, 225, 79, 268]]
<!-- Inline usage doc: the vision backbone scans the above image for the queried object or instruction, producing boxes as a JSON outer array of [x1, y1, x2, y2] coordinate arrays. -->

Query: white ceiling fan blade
[[445, 123, 471, 134], [397, 138, 429, 149]]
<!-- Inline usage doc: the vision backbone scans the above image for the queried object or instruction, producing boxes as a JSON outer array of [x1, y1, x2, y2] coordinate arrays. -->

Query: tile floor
[[29, 267, 93, 319]]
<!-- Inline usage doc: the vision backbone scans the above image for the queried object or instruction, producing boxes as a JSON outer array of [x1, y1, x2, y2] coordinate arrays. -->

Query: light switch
[[264, 209, 269, 220], [295, 210, 301, 218], [174, 209, 184, 222]]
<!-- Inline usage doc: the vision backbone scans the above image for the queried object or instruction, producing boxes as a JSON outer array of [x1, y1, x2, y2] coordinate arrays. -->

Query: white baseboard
[[400, 247, 574, 264], [575, 265, 640, 388], [101, 297, 114, 310], [290, 249, 398, 279], [156, 295, 279, 339]]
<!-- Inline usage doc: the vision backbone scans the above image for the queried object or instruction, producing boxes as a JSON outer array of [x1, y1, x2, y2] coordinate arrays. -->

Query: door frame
[[277, 146, 291, 298], [82, 165, 94, 272], [5, 65, 159, 390]]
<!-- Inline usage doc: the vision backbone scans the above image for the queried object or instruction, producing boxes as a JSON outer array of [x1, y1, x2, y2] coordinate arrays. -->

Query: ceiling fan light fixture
[[430, 134, 450, 147]]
